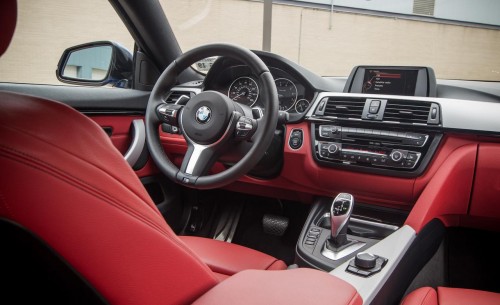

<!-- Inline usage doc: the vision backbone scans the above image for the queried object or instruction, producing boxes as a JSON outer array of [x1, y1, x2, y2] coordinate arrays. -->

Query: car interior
[[1, 0, 500, 304]]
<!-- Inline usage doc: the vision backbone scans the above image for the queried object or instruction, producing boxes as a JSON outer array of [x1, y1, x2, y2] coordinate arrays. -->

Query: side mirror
[[56, 41, 133, 88]]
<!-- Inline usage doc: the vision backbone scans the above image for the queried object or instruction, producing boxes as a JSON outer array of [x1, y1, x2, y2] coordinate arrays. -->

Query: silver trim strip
[[317, 214, 400, 232], [124, 119, 146, 167], [306, 92, 500, 133], [321, 240, 366, 261], [330, 225, 416, 305], [169, 87, 202, 95], [350, 217, 400, 232]]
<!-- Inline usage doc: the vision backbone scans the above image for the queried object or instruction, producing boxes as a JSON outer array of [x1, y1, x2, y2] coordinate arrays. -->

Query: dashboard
[[160, 50, 500, 213]]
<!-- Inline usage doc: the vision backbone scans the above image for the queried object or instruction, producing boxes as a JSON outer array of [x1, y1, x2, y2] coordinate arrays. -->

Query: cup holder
[[316, 213, 398, 240]]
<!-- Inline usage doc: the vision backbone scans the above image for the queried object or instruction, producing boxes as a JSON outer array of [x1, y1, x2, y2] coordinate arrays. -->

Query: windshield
[[162, 0, 500, 81]]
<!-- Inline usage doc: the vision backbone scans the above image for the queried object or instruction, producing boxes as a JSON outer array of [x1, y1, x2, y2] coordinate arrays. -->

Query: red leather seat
[[0, 1, 289, 303], [401, 287, 500, 305], [180, 236, 287, 281]]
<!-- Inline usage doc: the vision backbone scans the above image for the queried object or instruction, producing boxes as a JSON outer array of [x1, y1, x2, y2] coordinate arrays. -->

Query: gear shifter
[[328, 193, 354, 248]]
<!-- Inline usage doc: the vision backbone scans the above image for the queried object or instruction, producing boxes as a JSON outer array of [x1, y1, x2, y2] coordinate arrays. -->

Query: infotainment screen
[[362, 69, 418, 95], [344, 66, 436, 97]]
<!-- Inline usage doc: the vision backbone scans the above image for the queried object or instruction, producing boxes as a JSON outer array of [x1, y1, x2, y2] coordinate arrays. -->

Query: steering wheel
[[145, 44, 279, 189]]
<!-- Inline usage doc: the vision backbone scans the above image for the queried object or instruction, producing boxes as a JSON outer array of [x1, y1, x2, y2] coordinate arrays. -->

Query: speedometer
[[228, 76, 259, 107], [275, 78, 297, 111]]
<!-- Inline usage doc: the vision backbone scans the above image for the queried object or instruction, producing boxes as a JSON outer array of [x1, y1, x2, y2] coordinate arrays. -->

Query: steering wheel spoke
[[180, 142, 218, 177]]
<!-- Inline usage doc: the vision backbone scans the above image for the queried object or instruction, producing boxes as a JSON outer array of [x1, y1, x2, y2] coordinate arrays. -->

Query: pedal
[[262, 214, 289, 237]]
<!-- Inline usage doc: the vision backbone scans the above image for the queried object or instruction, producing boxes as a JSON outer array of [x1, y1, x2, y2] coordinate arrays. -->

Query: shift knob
[[330, 193, 354, 244]]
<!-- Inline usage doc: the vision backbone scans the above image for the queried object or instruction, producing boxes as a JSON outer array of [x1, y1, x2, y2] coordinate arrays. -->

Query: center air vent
[[165, 91, 194, 104], [383, 100, 432, 124], [323, 98, 365, 119]]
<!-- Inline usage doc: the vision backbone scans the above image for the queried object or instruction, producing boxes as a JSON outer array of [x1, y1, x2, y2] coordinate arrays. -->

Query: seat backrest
[[0, 2, 218, 303], [0, 86, 219, 305]]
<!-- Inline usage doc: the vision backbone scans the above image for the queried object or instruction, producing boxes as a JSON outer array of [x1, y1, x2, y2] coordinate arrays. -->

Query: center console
[[295, 66, 443, 273], [307, 66, 442, 177], [296, 195, 400, 272]]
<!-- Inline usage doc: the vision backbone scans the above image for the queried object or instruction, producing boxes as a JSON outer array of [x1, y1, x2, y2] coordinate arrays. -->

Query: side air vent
[[165, 91, 194, 104], [384, 100, 432, 124], [323, 98, 365, 119]]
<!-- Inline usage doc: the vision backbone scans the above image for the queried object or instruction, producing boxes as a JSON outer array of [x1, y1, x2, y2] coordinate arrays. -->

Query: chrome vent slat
[[384, 100, 431, 124], [324, 98, 365, 119]]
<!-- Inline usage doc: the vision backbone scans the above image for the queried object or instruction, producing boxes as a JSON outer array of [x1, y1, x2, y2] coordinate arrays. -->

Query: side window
[[0, 0, 134, 86]]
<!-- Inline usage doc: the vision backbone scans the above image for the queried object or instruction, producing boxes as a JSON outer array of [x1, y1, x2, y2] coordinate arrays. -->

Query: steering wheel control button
[[157, 104, 182, 126], [289, 129, 303, 150], [346, 253, 388, 277], [195, 106, 212, 124], [235, 116, 256, 139]]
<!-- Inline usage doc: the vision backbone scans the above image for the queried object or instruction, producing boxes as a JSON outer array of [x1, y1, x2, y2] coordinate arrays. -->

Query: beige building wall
[[165, 0, 500, 81], [1, 0, 499, 85]]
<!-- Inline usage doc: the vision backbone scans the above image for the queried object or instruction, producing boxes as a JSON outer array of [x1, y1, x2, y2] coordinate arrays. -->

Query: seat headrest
[[0, 0, 17, 56]]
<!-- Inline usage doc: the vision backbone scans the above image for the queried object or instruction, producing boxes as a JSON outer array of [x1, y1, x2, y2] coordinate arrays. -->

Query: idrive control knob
[[354, 252, 377, 269]]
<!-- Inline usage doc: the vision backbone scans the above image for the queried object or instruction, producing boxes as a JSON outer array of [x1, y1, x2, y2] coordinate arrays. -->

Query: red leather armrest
[[193, 268, 362, 305], [401, 287, 500, 305], [179, 236, 286, 276]]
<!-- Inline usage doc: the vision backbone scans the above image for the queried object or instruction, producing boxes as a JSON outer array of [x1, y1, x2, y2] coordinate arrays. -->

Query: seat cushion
[[401, 287, 500, 305], [180, 236, 287, 278]]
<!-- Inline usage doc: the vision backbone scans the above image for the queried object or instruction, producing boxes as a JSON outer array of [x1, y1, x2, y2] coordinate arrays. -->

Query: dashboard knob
[[328, 143, 339, 154], [355, 252, 377, 269], [390, 150, 403, 162]]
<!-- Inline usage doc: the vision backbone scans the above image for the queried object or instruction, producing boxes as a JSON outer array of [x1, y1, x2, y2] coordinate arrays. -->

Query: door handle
[[124, 119, 147, 169]]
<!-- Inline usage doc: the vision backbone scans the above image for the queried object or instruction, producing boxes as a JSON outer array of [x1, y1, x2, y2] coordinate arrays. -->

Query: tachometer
[[275, 78, 297, 111], [228, 76, 259, 107]]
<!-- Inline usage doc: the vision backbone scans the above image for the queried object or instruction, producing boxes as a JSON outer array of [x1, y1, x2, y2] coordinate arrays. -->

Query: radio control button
[[404, 160, 416, 168], [328, 144, 339, 154], [390, 150, 404, 162], [406, 152, 418, 161]]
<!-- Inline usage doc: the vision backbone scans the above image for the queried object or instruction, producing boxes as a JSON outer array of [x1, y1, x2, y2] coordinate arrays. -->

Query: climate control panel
[[312, 123, 441, 176], [317, 141, 421, 169]]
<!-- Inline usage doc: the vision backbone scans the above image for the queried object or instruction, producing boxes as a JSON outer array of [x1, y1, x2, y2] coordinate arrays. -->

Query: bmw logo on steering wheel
[[195, 106, 212, 124]]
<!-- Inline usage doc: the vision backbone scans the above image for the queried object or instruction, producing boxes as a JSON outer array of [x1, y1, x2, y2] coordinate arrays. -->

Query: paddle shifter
[[328, 193, 354, 249]]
